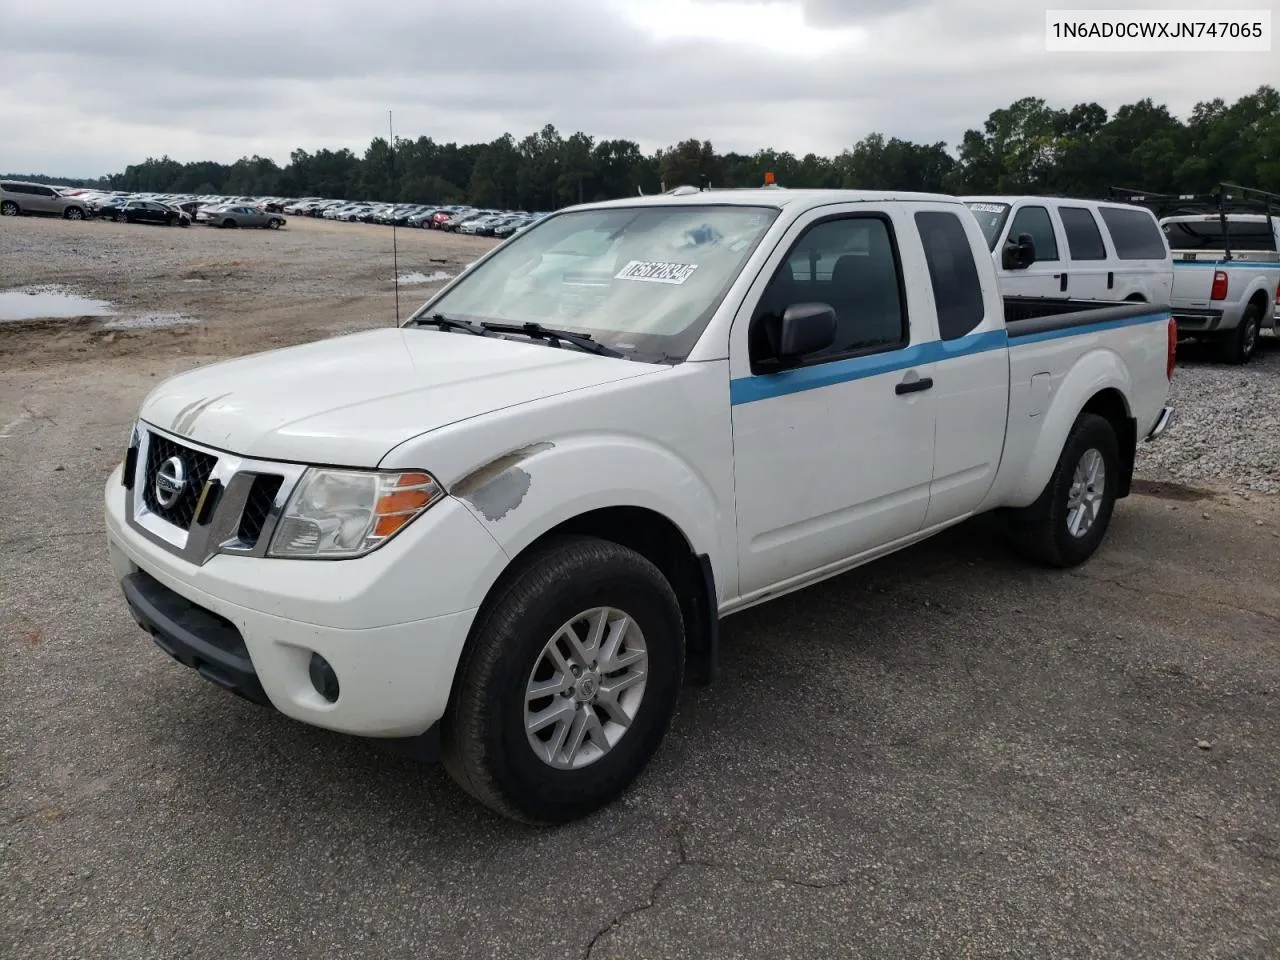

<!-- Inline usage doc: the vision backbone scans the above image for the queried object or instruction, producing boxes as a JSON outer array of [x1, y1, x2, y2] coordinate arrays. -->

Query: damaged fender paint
[[451, 442, 554, 522]]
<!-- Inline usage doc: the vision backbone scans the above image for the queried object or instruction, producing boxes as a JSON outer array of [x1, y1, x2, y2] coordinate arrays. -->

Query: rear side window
[[1099, 207, 1168, 260], [1059, 207, 1107, 260], [915, 211, 986, 340], [1007, 206, 1059, 261]]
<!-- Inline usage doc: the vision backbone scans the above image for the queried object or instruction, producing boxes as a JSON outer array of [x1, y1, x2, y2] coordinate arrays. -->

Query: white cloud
[[0, 0, 1274, 176]]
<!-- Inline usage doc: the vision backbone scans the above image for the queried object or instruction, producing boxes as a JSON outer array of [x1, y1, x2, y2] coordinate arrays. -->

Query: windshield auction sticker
[[965, 203, 1007, 213], [615, 260, 699, 284]]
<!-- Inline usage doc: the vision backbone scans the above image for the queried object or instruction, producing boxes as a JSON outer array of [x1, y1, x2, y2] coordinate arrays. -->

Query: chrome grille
[[237, 474, 283, 545], [141, 432, 218, 530]]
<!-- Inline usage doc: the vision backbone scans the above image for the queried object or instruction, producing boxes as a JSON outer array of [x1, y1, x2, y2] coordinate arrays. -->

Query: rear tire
[[0, 201, 18, 216], [1216, 302, 1262, 365], [1008, 412, 1120, 568], [441, 536, 685, 824]]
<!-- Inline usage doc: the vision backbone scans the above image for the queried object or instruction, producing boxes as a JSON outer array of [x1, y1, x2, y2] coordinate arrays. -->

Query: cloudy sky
[[0, 0, 1274, 177]]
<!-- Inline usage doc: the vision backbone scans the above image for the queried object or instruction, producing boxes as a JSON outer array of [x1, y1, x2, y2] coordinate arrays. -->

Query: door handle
[[895, 376, 934, 395], [1059, 272, 1068, 292]]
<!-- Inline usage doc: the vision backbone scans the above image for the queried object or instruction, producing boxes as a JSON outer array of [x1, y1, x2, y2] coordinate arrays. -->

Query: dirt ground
[[1, 214, 496, 367], [2, 215, 1278, 959]]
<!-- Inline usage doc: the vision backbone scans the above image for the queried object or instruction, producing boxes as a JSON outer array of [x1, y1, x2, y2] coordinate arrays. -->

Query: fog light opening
[[308, 653, 340, 703]]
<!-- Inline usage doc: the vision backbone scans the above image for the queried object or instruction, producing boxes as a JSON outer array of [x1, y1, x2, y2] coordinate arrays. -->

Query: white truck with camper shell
[[105, 185, 1176, 824], [962, 195, 1173, 306], [1115, 184, 1280, 364]]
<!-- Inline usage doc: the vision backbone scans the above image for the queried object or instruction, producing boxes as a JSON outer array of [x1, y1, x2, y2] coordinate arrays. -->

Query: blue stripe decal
[[1173, 261, 1279, 269], [729, 312, 1169, 406]]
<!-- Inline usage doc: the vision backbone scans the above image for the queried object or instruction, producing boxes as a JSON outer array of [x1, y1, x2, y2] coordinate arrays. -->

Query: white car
[[105, 187, 1175, 824], [964, 196, 1173, 306]]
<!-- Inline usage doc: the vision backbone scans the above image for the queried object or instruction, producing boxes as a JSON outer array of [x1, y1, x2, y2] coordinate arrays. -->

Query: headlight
[[267, 468, 443, 559]]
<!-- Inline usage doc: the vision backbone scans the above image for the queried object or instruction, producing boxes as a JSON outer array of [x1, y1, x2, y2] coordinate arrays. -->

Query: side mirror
[[1002, 233, 1037, 270], [776, 303, 837, 361]]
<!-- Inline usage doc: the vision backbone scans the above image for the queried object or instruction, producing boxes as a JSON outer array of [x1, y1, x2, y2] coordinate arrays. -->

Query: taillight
[[1210, 270, 1228, 300], [1167, 317, 1177, 380]]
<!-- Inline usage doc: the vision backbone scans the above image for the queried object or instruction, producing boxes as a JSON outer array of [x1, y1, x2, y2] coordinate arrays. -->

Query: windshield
[[964, 202, 1012, 250], [408, 204, 780, 363]]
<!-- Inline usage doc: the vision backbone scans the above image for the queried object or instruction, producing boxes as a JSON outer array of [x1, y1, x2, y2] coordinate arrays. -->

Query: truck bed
[[1003, 297, 1168, 337]]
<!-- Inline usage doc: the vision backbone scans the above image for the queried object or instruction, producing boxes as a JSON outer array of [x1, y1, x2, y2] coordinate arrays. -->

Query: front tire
[[64, 207, 85, 221], [0, 201, 18, 216], [441, 536, 685, 824], [1008, 412, 1120, 568], [1217, 302, 1262, 365]]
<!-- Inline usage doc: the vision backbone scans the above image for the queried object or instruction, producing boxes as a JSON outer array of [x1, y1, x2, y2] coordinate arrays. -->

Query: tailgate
[[1170, 256, 1215, 303]]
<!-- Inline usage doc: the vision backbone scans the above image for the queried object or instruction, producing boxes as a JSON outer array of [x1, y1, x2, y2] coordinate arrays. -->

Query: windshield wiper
[[406, 312, 490, 336], [479, 321, 625, 358]]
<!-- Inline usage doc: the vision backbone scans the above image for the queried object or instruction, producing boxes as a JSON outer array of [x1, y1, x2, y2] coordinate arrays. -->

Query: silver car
[[0, 180, 90, 220], [207, 205, 287, 229]]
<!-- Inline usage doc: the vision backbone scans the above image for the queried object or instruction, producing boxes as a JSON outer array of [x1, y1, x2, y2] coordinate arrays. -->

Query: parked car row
[[282, 198, 550, 236], [3, 182, 549, 238]]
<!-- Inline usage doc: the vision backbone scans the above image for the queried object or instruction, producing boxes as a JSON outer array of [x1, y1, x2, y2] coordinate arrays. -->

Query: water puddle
[[0, 287, 116, 322], [102, 313, 199, 330], [397, 271, 454, 285]]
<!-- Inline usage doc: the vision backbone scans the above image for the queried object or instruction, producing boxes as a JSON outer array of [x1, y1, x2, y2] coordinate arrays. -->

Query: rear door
[[1000, 203, 1068, 297], [1057, 205, 1111, 300], [911, 205, 1012, 525]]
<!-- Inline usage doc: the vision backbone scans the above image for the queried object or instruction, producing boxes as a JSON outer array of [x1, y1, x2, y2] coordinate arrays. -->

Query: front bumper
[[105, 464, 508, 739]]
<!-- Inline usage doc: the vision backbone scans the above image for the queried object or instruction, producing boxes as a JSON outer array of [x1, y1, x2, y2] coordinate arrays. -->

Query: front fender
[[1006, 348, 1133, 506], [444, 432, 729, 595]]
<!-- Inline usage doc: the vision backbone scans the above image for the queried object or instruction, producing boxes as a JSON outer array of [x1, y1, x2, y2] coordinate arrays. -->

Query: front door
[[1001, 203, 1067, 297], [729, 206, 937, 598]]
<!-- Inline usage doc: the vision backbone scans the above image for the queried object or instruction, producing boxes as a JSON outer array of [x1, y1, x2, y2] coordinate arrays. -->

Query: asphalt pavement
[[2, 357, 1278, 959]]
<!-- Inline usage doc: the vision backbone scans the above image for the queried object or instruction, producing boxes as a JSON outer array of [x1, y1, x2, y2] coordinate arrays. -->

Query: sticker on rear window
[[615, 260, 698, 284], [966, 203, 1006, 214]]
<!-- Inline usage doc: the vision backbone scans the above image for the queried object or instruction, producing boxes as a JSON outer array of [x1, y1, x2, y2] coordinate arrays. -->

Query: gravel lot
[[2, 216, 1278, 959], [1134, 333, 1280, 495]]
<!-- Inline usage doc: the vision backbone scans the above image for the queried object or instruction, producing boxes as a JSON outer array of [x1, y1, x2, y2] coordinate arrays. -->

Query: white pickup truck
[[1160, 211, 1280, 363], [105, 187, 1176, 823]]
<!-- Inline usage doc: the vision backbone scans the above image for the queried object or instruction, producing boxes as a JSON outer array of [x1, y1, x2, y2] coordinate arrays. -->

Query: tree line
[[11, 86, 1277, 208]]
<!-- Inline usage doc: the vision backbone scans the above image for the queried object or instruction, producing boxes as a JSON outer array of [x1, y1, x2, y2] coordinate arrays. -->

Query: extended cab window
[[1059, 207, 1107, 260], [1099, 207, 1168, 260], [750, 215, 905, 369], [413, 204, 779, 364], [915, 211, 986, 341], [1007, 205, 1059, 261]]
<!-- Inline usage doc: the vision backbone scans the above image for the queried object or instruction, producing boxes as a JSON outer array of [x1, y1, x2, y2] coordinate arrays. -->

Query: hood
[[138, 328, 659, 466]]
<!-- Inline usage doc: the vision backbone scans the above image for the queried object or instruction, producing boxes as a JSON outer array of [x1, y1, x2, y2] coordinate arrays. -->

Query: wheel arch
[[452, 503, 720, 714], [1005, 351, 1136, 506], [1080, 387, 1136, 498]]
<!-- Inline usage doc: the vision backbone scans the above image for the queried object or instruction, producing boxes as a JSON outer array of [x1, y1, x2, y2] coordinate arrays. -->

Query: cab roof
[[566, 187, 968, 213]]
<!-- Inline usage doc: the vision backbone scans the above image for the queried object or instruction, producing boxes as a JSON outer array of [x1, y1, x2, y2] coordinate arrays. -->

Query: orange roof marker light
[[763, 171, 776, 185]]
